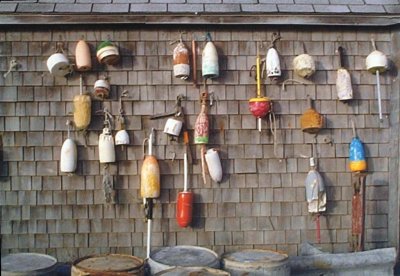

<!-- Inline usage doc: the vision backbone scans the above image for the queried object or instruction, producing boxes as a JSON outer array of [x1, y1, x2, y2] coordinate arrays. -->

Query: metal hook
[[270, 33, 281, 48], [170, 31, 187, 45], [142, 137, 149, 159], [209, 92, 215, 106], [370, 38, 377, 51], [56, 42, 64, 53], [169, 151, 176, 162], [206, 32, 212, 42], [3, 59, 19, 78], [119, 90, 129, 114], [96, 107, 113, 128]]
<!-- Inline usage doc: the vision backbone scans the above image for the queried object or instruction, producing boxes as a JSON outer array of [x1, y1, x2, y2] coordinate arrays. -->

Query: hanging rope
[[102, 164, 115, 204], [281, 78, 311, 92], [269, 111, 278, 157]]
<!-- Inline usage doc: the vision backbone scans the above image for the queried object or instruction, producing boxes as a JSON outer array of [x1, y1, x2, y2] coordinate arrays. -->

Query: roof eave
[[0, 13, 399, 27]]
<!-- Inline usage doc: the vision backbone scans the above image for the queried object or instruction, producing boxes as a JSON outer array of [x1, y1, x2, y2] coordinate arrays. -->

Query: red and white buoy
[[176, 152, 193, 228]]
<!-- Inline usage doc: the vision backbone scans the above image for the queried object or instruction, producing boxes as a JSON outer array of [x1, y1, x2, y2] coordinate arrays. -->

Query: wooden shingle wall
[[0, 26, 396, 262]]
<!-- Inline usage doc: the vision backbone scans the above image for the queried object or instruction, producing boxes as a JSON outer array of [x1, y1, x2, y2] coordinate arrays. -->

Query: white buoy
[[202, 34, 219, 79], [266, 47, 281, 80], [366, 39, 388, 121], [60, 120, 77, 173], [99, 127, 115, 163], [205, 148, 223, 183]]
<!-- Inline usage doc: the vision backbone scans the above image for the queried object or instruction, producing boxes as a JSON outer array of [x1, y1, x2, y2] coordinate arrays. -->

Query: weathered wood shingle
[[1, 0, 398, 15]]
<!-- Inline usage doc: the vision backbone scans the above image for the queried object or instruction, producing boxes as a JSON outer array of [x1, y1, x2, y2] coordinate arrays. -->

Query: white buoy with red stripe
[[205, 148, 222, 183], [60, 120, 77, 173]]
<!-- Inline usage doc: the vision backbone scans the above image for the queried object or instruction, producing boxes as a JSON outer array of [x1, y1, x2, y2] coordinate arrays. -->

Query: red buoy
[[176, 191, 193, 228], [176, 152, 193, 228]]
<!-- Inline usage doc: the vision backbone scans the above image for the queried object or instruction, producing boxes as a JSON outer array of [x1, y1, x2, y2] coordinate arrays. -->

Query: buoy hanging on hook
[[176, 152, 193, 228], [349, 120, 367, 173], [98, 108, 115, 164], [202, 33, 219, 79], [73, 74, 91, 131], [205, 148, 223, 183], [141, 128, 160, 259], [47, 43, 72, 77], [266, 33, 281, 80], [115, 90, 130, 146], [293, 43, 315, 79], [195, 87, 209, 185], [336, 46, 353, 101], [173, 34, 190, 80], [60, 120, 77, 173], [366, 38, 388, 121], [249, 43, 271, 132], [300, 96, 323, 134], [94, 77, 110, 99], [141, 128, 160, 199], [75, 40, 92, 72], [305, 149, 326, 244]]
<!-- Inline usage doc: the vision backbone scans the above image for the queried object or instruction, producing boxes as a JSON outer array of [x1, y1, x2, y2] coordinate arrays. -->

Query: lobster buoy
[[336, 46, 353, 101], [249, 97, 272, 119], [194, 92, 209, 145], [115, 129, 129, 146], [305, 157, 326, 214], [96, 40, 120, 65], [141, 129, 160, 199], [349, 137, 367, 172], [176, 152, 193, 228], [205, 148, 223, 183], [293, 53, 315, 79], [300, 96, 323, 134], [141, 155, 160, 198], [47, 52, 71, 77], [164, 117, 183, 137], [115, 90, 129, 146], [60, 122, 77, 173], [266, 47, 281, 80], [173, 42, 190, 80], [366, 39, 388, 121], [202, 39, 219, 79], [98, 127, 115, 163], [73, 94, 91, 131], [75, 40, 92, 72], [176, 191, 193, 228], [94, 78, 110, 99]]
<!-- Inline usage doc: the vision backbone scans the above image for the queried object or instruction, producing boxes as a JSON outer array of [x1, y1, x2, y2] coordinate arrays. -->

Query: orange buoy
[[176, 152, 193, 228], [75, 40, 92, 72], [176, 191, 193, 228], [300, 96, 323, 134], [141, 128, 160, 199]]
